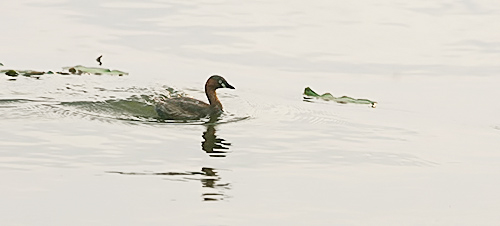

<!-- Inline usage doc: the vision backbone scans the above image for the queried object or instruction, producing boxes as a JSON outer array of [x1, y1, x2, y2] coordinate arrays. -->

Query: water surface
[[1, 0, 500, 225]]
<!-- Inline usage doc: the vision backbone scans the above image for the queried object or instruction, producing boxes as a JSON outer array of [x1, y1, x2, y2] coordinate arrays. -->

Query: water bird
[[155, 75, 235, 120]]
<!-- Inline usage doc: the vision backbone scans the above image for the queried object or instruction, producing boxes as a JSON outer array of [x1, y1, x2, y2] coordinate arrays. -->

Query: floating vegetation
[[4, 70, 18, 77], [2, 55, 128, 79], [63, 65, 128, 76], [2, 64, 128, 79], [1, 69, 44, 78], [303, 87, 377, 108]]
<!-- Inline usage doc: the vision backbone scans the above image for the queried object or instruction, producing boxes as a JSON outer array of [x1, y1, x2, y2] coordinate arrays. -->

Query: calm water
[[1, 0, 500, 225]]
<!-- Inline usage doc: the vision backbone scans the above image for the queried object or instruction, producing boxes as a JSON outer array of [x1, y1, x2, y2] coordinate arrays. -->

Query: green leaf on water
[[1, 69, 44, 78], [303, 87, 320, 97], [63, 65, 128, 76], [4, 70, 18, 77], [303, 87, 377, 108]]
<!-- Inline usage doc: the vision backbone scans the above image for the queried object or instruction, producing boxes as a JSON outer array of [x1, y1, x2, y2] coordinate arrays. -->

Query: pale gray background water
[[1, 0, 500, 225]]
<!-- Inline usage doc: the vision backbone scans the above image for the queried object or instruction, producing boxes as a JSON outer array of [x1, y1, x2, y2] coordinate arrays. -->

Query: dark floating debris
[[96, 55, 103, 66], [2, 65, 129, 79], [63, 65, 128, 76], [2, 69, 51, 79], [303, 87, 377, 108], [23, 71, 44, 77], [2, 56, 128, 80], [5, 70, 18, 77]]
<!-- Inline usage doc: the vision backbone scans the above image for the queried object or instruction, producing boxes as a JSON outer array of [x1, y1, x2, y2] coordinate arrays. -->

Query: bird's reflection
[[199, 115, 232, 200], [107, 167, 230, 201], [201, 114, 231, 158], [107, 115, 233, 202], [200, 167, 230, 201]]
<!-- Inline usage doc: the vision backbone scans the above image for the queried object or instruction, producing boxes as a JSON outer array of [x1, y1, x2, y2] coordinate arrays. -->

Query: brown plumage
[[155, 75, 235, 120]]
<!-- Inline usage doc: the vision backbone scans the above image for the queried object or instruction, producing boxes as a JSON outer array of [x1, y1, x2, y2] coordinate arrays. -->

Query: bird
[[155, 75, 235, 120]]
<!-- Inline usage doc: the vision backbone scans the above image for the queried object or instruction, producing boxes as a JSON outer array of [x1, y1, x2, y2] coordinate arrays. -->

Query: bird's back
[[155, 97, 215, 120]]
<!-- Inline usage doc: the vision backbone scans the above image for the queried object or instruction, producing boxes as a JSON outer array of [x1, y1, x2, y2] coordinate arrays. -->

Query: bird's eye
[[219, 80, 226, 88]]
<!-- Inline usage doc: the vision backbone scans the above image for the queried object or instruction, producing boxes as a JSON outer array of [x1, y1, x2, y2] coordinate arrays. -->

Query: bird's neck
[[206, 87, 223, 111]]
